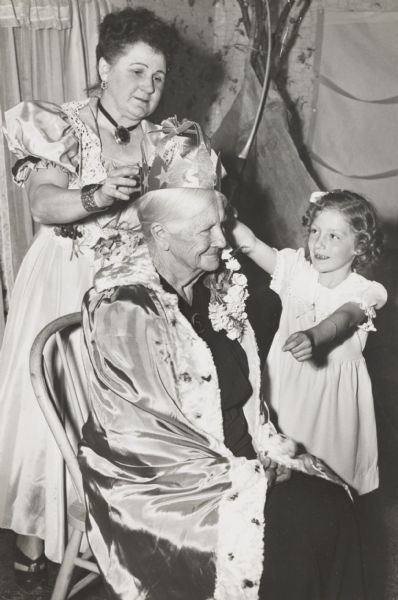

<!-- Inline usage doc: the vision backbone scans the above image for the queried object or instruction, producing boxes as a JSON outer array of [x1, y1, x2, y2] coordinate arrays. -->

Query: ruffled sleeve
[[3, 100, 79, 186], [269, 248, 306, 298], [346, 276, 387, 332]]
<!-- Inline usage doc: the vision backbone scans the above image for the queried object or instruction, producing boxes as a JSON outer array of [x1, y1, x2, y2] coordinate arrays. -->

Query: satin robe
[[78, 256, 359, 599], [79, 282, 268, 600]]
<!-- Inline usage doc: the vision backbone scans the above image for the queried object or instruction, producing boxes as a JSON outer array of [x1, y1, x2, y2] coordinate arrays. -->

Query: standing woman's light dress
[[0, 98, 160, 562], [266, 248, 387, 495]]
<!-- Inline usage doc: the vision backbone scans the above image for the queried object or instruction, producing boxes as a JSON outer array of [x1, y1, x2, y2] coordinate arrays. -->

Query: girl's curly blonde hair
[[302, 190, 383, 273]]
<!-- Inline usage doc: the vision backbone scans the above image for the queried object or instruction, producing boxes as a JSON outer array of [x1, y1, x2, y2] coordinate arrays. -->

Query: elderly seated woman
[[79, 120, 364, 600]]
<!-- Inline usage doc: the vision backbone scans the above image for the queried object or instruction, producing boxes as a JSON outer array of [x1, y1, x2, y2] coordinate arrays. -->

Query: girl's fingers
[[292, 349, 312, 361], [282, 339, 297, 352], [283, 335, 303, 351]]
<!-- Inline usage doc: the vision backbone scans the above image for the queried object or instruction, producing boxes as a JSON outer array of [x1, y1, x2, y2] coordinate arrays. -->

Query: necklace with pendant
[[98, 100, 139, 145]]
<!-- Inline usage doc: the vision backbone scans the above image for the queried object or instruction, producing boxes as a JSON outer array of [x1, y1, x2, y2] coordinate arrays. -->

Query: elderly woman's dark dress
[[79, 246, 363, 600]]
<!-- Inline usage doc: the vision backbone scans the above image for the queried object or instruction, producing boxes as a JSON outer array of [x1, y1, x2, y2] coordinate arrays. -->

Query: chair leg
[[51, 528, 83, 600]]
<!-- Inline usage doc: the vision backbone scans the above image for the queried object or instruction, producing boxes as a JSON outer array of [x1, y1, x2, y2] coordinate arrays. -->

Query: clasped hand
[[96, 165, 140, 208], [282, 331, 314, 362], [262, 455, 292, 486]]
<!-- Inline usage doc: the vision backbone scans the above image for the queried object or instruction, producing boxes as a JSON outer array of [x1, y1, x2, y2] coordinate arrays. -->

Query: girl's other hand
[[282, 331, 313, 361]]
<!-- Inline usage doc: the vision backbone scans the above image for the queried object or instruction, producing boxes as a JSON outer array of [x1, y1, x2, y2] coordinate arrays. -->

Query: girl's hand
[[96, 165, 140, 208], [282, 331, 313, 361], [228, 219, 257, 255]]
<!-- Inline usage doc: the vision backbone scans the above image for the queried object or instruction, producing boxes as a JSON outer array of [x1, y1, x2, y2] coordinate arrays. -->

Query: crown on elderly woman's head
[[140, 116, 222, 194]]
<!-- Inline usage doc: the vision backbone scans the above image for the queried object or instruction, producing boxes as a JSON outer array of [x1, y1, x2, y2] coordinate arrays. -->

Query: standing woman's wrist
[[81, 183, 109, 213]]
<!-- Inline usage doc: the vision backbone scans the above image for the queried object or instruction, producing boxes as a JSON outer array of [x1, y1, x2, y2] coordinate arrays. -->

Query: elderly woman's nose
[[211, 226, 227, 248]]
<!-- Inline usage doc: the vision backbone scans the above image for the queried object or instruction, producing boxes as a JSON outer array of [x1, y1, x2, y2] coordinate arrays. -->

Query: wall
[[125, 0, 247, 135]]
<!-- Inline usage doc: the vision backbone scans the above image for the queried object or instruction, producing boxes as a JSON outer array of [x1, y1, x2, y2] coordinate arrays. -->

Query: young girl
[[233, 190, 387, 495]]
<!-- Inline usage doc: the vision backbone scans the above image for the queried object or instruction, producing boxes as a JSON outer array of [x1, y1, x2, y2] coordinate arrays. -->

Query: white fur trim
[[171, 309, 226, 446], [214, 459, 267, 600]]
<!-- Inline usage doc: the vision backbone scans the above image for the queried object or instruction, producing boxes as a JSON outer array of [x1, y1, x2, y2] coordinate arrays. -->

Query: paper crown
[[140, 117, 222, 194]]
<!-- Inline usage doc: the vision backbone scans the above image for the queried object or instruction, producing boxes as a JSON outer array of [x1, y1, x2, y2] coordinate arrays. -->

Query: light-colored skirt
[[0, 226, 94, 562]]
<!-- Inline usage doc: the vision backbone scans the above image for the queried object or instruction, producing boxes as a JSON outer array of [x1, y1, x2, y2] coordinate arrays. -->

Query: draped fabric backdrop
[[0, 0, 248, 337], [0, 0, 127, 331], [308, 9, 398, 226]]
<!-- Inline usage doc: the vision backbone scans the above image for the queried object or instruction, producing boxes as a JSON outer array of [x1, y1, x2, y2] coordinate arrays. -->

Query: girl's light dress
[[0, 98, 161, 561], [266, 248, 387, 495]]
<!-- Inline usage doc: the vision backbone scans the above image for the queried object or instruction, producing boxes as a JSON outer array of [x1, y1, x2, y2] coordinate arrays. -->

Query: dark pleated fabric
[[261, 472, 364, 600]]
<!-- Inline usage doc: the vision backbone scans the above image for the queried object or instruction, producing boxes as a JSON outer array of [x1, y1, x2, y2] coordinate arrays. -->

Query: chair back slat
[[29, 312, 85, 504], [55, 331, 86, 432]]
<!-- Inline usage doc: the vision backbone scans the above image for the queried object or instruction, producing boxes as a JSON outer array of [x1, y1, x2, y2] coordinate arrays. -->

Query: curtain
[[213, 65, 316, 249], [0, 0, 72, 29], [0, 0, 129, 323], [308, 9, 398, 226]]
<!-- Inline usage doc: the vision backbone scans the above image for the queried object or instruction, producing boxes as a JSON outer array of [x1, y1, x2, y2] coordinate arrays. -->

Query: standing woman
[[0, 7, 178, 590]]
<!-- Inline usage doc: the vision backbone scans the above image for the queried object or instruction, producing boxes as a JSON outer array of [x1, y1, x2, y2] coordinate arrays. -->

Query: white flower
[[232, 272, 247, 286], [208, 247, 249, 342]]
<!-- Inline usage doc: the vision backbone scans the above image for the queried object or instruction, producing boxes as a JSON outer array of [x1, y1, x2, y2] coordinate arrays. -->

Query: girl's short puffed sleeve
[[270, 248, 306, 298], [349, 277, 387, 332], [3, 100, 79, 186]]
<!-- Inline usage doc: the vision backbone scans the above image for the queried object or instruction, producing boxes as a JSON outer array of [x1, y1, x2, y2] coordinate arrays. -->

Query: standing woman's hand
[[95, 165, 140, 208]]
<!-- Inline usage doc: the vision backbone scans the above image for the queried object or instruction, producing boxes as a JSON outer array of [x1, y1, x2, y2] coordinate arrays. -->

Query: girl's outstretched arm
[[230, 220, 277, 276], [283, 302, 365, 362]]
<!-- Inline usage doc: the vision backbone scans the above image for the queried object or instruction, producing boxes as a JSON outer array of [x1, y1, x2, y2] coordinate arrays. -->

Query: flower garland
[[207, 248, 249, 341], [92, 223, 144, 269]]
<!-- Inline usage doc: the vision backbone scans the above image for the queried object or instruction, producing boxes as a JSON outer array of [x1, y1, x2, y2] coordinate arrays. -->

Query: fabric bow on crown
[[141, 116, 222, 193]]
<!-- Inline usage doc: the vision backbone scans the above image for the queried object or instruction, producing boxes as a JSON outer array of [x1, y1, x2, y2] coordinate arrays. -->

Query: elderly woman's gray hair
[[137, 188, 227, 242]]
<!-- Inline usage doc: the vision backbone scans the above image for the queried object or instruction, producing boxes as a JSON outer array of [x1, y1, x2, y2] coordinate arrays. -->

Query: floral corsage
[[207, 248, 249, 341]]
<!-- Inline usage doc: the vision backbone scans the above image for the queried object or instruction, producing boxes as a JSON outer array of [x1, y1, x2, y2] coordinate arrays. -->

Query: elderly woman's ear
[[150, 222, 170, 250]]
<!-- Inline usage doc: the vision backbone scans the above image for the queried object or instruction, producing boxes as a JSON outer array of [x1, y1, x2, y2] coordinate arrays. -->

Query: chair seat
[[68, 500, 86, 532]]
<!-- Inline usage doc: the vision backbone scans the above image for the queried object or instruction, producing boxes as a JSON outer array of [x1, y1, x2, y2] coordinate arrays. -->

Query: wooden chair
[[29, 312, 100, 600]]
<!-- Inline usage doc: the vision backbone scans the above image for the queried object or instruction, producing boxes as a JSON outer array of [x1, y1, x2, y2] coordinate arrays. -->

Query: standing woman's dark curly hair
[[96, 7, 179, 71], [302, 190, 383, 273]]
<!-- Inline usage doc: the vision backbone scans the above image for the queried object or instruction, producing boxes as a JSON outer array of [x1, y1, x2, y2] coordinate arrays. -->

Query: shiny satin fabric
[[80, 284, 267, 600], [0, 98, 164, 562], [4, 100, 80, 178]]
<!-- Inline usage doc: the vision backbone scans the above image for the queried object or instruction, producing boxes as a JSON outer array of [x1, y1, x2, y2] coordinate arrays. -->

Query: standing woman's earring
[[101, 79, 108, 90]]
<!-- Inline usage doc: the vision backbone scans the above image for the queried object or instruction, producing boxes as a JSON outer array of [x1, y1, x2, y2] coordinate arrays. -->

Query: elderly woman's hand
[[262, 456, 292, 486], [96, 165, 140, 208]]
